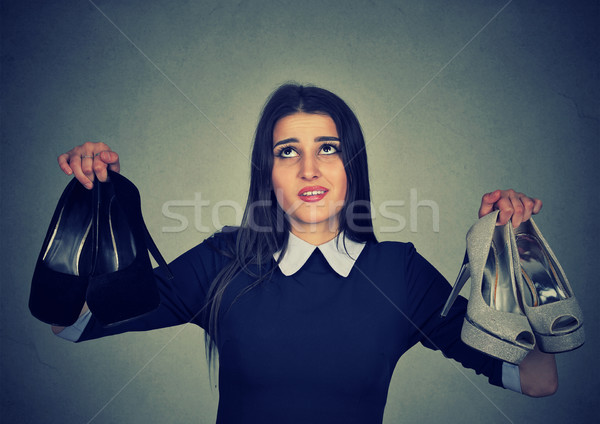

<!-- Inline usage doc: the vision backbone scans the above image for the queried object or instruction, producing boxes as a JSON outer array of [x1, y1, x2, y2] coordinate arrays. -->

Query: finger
[[519, 193, 536, 223], [80, 153, 96, 186], [100, 151, 120, 171], [94, 151, 120, 181], [492, 190, 517, 226], [109, 160, 121, 173], [509, 194, 525, 228], [57, 153, 73, 176], [532, 198, 543, 215], [69, 154, 93, 189], [495, 194, 515, 226], [93, 153, 109, 182], [478, 190, 501, 218]]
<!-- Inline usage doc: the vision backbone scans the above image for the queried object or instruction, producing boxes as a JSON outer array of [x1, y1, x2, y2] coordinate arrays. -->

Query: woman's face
[[271, 112, 347, 240]]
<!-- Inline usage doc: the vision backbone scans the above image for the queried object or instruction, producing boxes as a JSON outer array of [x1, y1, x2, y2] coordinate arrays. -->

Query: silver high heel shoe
[[442, 210, 535, 364], [514, 218, 584, 353]]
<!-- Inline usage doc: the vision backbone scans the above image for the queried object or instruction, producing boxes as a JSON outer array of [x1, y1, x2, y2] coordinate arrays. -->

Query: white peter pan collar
[[273, 232, 366, 278]]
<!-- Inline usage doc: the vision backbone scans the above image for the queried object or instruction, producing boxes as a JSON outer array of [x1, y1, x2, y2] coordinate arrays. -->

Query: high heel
[[86, 170, 172, 326], [514, 218, 584, 353], [442, 210, 535, 364], [29, 179, 95, 326]]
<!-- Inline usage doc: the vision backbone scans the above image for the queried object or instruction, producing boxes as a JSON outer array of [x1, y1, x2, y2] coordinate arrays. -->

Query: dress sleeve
[[76, 231, 233, 342], [402, 243, 504, 387]]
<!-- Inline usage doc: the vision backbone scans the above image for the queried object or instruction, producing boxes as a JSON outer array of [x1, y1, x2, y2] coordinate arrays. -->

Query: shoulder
[[204, 226, 239, 251], [357, 240, 418, 274], [366, 239, 416, 256], [177, 226, 239, 267], [362, 240, 432, 275]]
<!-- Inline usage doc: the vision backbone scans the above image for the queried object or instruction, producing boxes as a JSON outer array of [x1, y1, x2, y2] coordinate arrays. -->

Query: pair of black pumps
[[29, 170, 172, 327]]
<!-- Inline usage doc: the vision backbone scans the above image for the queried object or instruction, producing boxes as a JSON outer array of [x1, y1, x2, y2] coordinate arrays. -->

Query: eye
[[276, 146, 298, 158], [320, 144, 340, 155]]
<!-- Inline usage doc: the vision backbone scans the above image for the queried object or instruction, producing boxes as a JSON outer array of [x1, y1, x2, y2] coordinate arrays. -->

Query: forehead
[[273, 113, 338, 143]]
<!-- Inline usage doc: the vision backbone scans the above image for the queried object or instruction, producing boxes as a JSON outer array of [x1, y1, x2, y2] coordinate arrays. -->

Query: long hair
[[203, 83, 377, 370]]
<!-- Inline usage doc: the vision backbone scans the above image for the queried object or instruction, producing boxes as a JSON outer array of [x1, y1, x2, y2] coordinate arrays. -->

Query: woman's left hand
[[478, 189, 543, 228]]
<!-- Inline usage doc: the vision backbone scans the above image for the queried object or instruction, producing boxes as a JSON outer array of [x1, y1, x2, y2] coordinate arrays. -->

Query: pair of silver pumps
[[441, 210, 584, 364]]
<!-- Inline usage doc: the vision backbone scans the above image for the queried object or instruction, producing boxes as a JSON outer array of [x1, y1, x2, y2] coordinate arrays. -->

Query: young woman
[[52, 84, 557, 423]]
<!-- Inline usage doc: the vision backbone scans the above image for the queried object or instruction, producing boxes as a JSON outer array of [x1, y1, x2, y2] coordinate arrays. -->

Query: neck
[[290, 221, 339, 246]]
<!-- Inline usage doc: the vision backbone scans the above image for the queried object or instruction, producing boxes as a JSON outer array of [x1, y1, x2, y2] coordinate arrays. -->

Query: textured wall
[[1, 0, 598, 423]]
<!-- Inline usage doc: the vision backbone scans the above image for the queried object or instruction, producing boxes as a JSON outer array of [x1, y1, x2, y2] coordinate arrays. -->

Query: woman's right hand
[[57, 142, 120, 189]]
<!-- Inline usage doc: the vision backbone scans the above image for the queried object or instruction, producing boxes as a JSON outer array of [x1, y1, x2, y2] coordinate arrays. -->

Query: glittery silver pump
[[514, 218, 585, 353], [441, 210, 535, 364]]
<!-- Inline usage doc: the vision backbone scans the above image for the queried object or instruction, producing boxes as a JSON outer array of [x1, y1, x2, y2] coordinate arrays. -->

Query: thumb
[[99, 151, 119, 164]]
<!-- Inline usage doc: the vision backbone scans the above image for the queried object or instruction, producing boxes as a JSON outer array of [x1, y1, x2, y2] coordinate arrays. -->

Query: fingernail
[[85, 182, 93, 189]]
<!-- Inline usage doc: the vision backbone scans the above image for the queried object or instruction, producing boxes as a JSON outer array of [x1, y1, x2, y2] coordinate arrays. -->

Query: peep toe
[[442, 210, 535, 364], [514, 218, 584, 353]]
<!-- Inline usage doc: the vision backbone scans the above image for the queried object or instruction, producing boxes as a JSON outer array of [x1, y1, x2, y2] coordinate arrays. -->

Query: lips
[[298, 186, 329, 202]]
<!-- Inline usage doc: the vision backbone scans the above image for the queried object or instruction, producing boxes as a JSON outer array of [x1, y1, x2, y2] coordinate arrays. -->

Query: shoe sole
[[536, 325, 585, 353], [461, 317, 531, 364]]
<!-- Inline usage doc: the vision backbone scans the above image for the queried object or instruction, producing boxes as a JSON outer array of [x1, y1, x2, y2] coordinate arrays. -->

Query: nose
[[298, 154, 321, 180]]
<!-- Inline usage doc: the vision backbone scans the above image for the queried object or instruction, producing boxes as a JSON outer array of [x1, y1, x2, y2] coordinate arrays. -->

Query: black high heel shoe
[[86, 170, 172, 326], [29, 179, 95, 326]]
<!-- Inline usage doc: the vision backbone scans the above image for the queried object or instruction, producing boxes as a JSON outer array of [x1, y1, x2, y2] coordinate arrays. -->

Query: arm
[[42, 142, 225, 340], [519, 346, 558, 397]]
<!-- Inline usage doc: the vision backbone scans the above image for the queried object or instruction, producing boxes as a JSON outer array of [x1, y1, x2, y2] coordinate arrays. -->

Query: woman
[[52, 84, 557, 423]]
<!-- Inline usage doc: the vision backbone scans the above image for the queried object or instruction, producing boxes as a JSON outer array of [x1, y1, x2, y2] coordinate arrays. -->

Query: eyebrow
[[273, 136, 340, 149]]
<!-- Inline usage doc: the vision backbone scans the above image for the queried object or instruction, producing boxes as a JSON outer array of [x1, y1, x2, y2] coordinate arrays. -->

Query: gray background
[[2, 0, 598, 423]]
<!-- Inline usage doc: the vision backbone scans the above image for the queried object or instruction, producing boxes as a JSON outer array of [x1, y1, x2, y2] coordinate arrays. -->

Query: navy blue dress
[[78, 231, 502, 424]]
